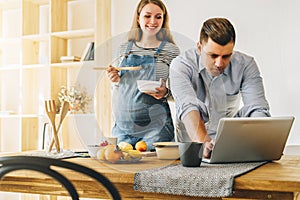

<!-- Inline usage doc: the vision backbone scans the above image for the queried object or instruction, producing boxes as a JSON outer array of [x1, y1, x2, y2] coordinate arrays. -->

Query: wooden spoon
[[44, 100, 60, 153], [48, 101, 70, 152], [93, 66, 142, 71]]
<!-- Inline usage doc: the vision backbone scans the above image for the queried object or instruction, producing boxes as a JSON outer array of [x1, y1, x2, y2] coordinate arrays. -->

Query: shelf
[[0, 37, 21, 44], [0, 110, 16, 117], [51, 62, 82, 68], [0, 0, 111, 153], [21, 63, 48, 69], [0, 114, 19, 118], [0, 114, 41, 118], [51, 60, 95, 68], [28, 0, 49, 5], [22, 34, 49, 41], [0, 0, 21, 10], [0, 64, 20, 70], [51, 29, 94, 39], [0, 0, 50, 8]]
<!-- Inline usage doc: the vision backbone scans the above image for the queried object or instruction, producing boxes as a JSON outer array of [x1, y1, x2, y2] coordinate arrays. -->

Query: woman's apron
[[112, 40, 174, 148]]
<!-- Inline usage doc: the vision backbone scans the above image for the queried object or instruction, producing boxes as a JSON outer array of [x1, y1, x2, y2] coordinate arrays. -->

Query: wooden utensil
[[44, 100, 60, 153], [93, 66, 142, 71], [48, 101, 70, 152], [57, 101, 70, 131]]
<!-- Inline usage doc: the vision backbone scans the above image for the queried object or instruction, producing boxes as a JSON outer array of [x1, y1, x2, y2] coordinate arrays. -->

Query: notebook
[[202, 116, 295, 163]]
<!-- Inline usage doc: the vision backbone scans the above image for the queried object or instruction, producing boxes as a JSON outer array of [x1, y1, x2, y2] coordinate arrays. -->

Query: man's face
[[197, 38, 234, 77]]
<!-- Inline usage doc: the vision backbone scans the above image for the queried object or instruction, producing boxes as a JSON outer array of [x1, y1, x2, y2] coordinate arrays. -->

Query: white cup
[[100, 137, 117, 146]]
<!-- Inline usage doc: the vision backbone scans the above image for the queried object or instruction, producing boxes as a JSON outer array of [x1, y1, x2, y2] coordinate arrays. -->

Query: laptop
[[202, 116, 295, 163]]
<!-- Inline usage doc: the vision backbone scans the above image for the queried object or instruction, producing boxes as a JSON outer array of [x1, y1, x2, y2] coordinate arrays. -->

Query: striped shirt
[[116, 41, 180, 83]]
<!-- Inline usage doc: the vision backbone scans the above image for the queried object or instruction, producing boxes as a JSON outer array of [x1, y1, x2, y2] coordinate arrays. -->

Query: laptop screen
[[203, 116, 294, 163]]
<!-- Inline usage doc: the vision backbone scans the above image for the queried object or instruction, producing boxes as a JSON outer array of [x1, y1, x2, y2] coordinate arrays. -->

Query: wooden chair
[[0, 156, 121, 200]]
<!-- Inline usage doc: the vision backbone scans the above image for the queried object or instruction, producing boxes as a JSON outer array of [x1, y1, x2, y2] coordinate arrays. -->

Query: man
[[170, 17, 270, 157]]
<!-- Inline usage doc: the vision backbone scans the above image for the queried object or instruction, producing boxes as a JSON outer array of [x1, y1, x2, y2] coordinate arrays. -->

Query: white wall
[[111, 0, 300, 145]]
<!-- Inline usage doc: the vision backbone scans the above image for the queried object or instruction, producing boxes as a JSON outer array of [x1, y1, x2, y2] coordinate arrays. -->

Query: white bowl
[[137, 80, 161, 93], [86, 145, 103, 158], [153, 142, 180, 160]]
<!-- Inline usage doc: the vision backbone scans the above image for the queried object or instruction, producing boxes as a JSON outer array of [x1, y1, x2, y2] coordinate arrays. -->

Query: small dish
[[153, 142, 180, 160], [86, 145, 103, 158], [137, 80, 161, 93]]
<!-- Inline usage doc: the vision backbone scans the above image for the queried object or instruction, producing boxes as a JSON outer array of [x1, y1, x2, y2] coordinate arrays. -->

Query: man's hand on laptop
[[203, 139, 215, 158]]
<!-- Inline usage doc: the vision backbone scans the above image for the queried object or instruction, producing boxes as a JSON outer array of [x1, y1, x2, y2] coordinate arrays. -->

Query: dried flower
[[57, 85, 93, 113]]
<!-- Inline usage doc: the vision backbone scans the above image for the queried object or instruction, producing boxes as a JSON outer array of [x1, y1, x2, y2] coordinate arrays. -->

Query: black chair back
[[0, 156, 121, 200]]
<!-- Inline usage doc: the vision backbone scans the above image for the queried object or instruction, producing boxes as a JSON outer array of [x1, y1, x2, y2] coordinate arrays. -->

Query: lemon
[[118, 142, 133, 152], [96, 148, 106, 160], [104, 144, 123, 163], [127, 150, 142, 159], [135, 141, 147, 152], [122, 152, 131, 161]]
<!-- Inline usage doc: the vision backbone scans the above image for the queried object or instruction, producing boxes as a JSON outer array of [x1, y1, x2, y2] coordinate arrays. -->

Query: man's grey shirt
[[170, 48, 270, 139]]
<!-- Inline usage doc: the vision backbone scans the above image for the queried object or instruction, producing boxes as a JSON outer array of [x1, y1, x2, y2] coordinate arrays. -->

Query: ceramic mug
[[179, 142, 203, 167]]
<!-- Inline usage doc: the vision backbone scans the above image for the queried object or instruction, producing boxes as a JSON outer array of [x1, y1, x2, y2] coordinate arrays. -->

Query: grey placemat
[[134, 161, 266, 197]]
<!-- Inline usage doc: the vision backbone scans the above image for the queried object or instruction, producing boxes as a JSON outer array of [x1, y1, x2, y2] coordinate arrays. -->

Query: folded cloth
[[134, 162, 266, 198]]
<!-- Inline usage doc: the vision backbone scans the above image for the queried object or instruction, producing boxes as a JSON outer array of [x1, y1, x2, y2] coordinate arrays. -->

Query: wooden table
[[0, 153, 299, 200]]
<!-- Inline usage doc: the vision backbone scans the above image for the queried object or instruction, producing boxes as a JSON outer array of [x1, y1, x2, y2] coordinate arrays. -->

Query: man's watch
[[163, 88, 171, 98]]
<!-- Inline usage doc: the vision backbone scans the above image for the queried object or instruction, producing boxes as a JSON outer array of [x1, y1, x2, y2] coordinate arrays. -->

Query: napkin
[[134, 161, 266, 198]]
